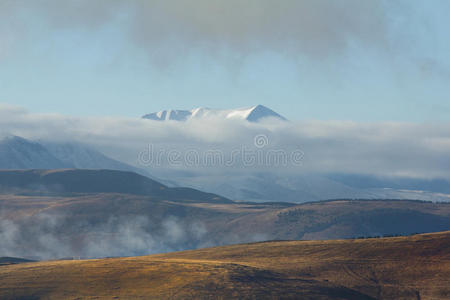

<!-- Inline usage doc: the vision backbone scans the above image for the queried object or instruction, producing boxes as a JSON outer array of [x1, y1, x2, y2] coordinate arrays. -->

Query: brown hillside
[[0, 190, 449, 260], [0, 232, 449, 299]]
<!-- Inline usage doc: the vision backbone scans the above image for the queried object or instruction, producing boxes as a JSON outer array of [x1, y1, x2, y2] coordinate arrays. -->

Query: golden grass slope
[[0, 231, 449, 299]]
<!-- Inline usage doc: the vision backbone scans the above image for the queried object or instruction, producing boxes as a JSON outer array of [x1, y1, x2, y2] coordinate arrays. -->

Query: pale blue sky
[[0, 0, 449, 121]]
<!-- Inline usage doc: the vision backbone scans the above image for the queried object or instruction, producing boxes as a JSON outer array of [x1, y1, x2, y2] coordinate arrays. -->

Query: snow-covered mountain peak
[[142, 105, 287, 122]]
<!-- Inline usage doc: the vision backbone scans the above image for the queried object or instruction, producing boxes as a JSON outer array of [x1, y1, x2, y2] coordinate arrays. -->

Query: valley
[[0, 169, 449, 260]]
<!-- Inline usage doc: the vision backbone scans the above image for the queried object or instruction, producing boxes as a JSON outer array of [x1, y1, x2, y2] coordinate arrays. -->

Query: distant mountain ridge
[[0, 136, 148, 176], [0, 169, 231, 203], [3, 136, 450, 203], [153, 169, 450, 203], [142, 105, 287, 122], [0, 136, 70, 169]]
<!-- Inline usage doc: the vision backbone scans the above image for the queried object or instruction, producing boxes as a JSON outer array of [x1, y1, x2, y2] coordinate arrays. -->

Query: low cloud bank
[[0, 212, 267, 260], [1, 104, 450, 179]]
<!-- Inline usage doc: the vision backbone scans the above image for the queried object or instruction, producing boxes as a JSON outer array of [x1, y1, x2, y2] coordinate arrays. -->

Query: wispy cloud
[[0, 0, 393, 61], [0, 210, 268, 260]]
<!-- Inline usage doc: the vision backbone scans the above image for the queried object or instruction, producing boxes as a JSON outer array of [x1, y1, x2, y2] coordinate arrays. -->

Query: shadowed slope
[[0, 257, 35, 266], [0, 169, 231, 203]]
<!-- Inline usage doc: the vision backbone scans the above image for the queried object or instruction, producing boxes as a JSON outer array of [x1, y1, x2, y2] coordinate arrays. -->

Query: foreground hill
[[0, 232, 449, 299]]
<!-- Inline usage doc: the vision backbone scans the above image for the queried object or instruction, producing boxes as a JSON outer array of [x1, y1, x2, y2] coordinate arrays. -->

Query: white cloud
[[2, 103, 450, 179]]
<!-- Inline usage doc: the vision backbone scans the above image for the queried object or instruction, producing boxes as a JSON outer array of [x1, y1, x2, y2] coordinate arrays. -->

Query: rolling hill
[[0, 231, 448, 299], [0, 169, 448, 260], [0, 169, 230, 202]]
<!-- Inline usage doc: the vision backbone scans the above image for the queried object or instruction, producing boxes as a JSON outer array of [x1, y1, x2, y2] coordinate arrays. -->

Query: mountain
[[142, 105, 287, 122], [0, 136, 70, 169], [156, 171, 373, 202], [0, 136, 149, 177], [153, 170, 450, 203], [1, 232, 449, 299], [327, 173, 450, 194], [41, 141, 150, 177], [4, 136, 449, 203], [0, 169, 165, 195], [0, 169, 230, 203]]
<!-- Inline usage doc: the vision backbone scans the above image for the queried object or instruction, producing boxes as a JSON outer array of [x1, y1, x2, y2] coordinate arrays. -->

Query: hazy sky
[[0, 0, 449, 121]]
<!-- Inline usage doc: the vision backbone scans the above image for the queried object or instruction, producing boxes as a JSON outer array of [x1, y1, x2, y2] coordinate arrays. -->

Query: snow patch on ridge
[[142, 105, 287, 122]]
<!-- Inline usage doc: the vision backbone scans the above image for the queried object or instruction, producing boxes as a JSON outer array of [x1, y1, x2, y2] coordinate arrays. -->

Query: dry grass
[[0, 231, 449, 299]]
